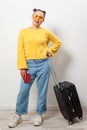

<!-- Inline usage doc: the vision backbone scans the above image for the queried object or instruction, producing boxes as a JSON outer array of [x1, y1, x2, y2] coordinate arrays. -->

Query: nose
[[36, 16, 39, 20]]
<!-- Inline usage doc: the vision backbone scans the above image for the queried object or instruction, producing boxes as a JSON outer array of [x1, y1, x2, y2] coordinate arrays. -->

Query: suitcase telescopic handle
[[49, 58, 60, 88]]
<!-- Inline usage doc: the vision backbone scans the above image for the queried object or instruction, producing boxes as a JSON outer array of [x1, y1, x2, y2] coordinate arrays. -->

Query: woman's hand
[[20, 69, 27, 79], [46, 51, 52, 57]]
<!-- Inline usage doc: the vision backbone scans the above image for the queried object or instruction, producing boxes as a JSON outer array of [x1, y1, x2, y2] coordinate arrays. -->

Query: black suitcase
[[50, 60, 83, 125], [54, 81, 83, 124]]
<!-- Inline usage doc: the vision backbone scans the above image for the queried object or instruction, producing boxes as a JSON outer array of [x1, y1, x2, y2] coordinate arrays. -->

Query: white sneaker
[[34, 114, 43, 126], [8, 114, 22, 128]]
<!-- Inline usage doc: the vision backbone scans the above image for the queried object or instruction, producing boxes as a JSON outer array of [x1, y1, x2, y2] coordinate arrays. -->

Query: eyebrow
[[33, 14, 44, 17]]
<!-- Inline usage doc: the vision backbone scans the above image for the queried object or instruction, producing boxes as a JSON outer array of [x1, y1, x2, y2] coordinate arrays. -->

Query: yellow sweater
[[17, 27, 62, 69]]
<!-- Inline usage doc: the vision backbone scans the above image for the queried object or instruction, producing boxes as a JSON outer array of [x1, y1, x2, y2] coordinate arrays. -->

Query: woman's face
[[32, 11, 45, 27]]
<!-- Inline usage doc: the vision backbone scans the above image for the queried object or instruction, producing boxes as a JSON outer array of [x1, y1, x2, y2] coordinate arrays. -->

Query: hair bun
[[33, 8, 37, 12]]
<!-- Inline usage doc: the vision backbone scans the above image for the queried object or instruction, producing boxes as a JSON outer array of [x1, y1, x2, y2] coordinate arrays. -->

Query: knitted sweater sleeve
[[17, 30, 28, 69], [47, 30, 62, 56]]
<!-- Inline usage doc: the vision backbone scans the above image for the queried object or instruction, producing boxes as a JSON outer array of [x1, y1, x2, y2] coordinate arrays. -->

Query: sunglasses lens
[[33, 15, 44, 21], [33, 15, 37, 19], [39, 17, 44, 20]]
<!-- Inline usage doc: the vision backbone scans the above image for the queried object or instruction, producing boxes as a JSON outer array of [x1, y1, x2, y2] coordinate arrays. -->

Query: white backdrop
[[0, 0, 87, 109]]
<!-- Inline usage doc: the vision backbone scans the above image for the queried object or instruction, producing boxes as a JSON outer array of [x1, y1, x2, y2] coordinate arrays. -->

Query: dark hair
[[33, 8, 46, 17]]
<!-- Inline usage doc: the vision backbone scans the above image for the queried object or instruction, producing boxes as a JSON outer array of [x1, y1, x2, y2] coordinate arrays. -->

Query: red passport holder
[[23, 73, 31, 83]]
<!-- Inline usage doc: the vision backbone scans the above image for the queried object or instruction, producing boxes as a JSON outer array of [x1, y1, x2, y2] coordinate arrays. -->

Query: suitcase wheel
[[78, 116, 83, 120], [68, 120, 73, 125]]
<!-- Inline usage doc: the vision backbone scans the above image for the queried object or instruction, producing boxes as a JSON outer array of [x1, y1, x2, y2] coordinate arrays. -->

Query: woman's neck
[[31, 25, 40, 29]]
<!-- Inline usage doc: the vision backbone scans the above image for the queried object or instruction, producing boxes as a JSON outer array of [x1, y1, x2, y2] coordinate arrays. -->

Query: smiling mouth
[[35, 20, 39, 23]]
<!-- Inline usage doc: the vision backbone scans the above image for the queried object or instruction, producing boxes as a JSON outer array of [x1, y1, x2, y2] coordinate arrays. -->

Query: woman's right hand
[[46, 51, 52, 57], [20, 69, 27, 79]]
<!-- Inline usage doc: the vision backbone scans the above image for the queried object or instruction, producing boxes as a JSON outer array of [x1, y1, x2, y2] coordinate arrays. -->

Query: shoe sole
[[34, 123, 42, 126]]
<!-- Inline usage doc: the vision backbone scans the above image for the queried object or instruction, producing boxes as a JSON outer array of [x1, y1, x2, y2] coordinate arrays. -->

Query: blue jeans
[[16, 58, 50, 115]]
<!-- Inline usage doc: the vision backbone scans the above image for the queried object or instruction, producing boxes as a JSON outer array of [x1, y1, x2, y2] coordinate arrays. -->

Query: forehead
[[34, 11, 44, 17]]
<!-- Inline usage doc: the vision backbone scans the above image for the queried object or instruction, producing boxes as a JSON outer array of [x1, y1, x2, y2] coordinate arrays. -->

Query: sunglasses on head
[[32, 14, 44, 21]]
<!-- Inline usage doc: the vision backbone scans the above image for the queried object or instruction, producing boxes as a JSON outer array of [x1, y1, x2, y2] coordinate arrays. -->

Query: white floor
[[0, 109, 87, 130]]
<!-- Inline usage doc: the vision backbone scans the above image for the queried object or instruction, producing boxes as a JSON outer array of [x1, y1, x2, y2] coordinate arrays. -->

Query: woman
[[8, 8, 62, 128]]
